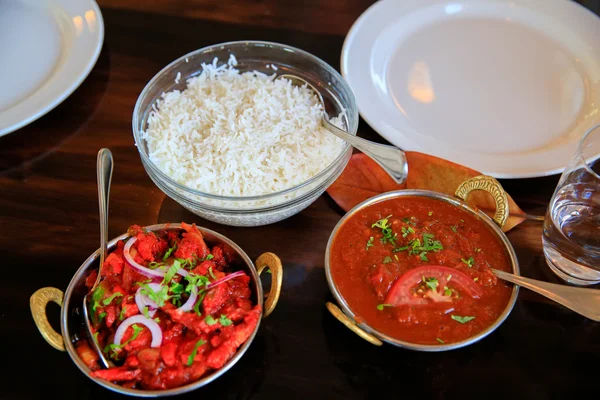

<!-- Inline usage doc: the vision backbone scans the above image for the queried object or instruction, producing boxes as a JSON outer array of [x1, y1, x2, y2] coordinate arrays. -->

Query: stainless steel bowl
[[324, 176, 520, 351], [30, 223, 283, 397]]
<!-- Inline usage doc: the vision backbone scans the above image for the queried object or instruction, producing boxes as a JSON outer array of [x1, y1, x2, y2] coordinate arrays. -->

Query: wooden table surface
[[1, 1, 599, 399]]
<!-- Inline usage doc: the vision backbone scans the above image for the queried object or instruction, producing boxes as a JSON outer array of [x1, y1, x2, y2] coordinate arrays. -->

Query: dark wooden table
[[1, 1, 599, 399]]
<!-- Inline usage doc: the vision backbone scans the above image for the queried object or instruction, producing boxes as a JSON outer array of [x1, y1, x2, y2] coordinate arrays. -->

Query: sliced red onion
[[177, 285, 197, 312], [114, 315, 162, 348], [124, 237, 189, 280], [123, 237, 165, 279], [206, 271, 246, 290], [135, 283, 161, 317]]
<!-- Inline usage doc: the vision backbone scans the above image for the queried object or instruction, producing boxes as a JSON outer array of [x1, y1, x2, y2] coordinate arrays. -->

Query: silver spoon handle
[[493, 269, 600, 321], [96, 148, 113, 281], [323, 119, 408, 184]]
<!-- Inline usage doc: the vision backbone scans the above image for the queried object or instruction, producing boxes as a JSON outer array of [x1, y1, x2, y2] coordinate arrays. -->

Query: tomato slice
[[384, 265, 483, 306]]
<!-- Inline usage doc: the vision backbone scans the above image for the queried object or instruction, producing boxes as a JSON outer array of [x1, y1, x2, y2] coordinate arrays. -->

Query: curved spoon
[[493, 268, 600, 321], [276, 74, 408, 184], [82, 148, 114, 368]]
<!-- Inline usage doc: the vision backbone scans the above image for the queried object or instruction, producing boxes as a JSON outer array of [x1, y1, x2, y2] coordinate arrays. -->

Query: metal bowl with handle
[[324, 175, 520, 351], [30, 223, 283, 397]]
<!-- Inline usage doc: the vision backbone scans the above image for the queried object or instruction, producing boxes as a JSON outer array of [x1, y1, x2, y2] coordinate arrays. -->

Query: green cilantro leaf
[[376, 304, 393, 311], [91, 286, 105, 312], [205, 254, 214, 260], [208, 266, 216, 280], [366, 236, 374, 250], [163, 246, 177, 261], [205, 315, 217, 326], [428, 211, 433, 216], [424, 277, 438, 291], [219, 315, 233, 327], [119, 306, 127, 321], [142, 306, 150, 319], [102, 292, 123, 306], [451, 226, 457, 233], [419, 252, 428, 262], [451, 315, 475, 324], [382, 256, 393, 264], [461, 257, 475, 267], [162, 260, 181, 284], [187, 339, 206, 366]]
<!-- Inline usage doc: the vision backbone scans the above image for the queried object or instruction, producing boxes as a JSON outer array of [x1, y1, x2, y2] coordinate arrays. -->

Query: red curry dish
[[329, 196, 513, 345], [75, 223, 261, 390]]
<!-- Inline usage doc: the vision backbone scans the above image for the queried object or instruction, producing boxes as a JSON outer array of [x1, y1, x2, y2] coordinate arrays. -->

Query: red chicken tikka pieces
[[76, 223, 261, 390]]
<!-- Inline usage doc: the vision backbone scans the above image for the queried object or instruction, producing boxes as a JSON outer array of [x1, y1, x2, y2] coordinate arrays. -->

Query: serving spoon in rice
[[276, 74, 408, 184]]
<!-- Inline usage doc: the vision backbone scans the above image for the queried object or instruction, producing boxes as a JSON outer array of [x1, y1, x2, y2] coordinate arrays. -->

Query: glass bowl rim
[[132, 40, 357, 203]]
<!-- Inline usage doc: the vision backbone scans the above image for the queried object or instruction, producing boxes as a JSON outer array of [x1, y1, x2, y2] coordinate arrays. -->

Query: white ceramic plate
[[0, 0, 104, 136], [342, 0, 600, 178]]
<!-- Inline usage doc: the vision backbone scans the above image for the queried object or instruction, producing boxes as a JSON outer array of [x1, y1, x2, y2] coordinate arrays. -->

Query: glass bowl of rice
[[132, 41, 358, 226]]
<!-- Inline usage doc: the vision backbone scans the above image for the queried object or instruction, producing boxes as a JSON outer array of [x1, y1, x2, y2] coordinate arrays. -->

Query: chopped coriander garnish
[[205, 254, 214, 260], [461, 257, 475, 267], [138, 282, 170, 307], [170, 282, 185, 295], [436, 338, 444, 344], [154, 317, 161, 323], [428, 211, 433, 216], [98, 312, 107, 323], [119, 306, 127, 321], [460, 219, 465, 223], [102, 292, 123, 306], [205, 315, 217, 326], [451, 315, 475, 324], [419, 252, 428, 262], [162, 259, 182, 284], [142, 306, 150, 319], [193, 291, 205, 316], [372, 215, 397, 246], [91, 286, 104, 312], [401, 226, 415, 238], [424, 277, 438, 291], [148, 261, 165, 269], [366, 236, 374, 250], [451, 226, 457, 233], [382, 256, 393, 264], [264, 267, 272, 274], [376, 304, 393, 311], [473, 277, 479, 282], [208, 266, 216, 280], [444, 286, 452, 296], [187, 339, 206, 366], [93, 331, 99, 344], [163, 246, 177, 261], [219, 315, 233, 327]]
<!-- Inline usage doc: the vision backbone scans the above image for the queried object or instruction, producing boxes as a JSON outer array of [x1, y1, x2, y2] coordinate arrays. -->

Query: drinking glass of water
[[543, 124, 600, 285]]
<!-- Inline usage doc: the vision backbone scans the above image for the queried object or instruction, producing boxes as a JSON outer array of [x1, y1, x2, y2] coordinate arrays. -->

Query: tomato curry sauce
[[75, 223, 260, 390], [330, 196, 513, 345]]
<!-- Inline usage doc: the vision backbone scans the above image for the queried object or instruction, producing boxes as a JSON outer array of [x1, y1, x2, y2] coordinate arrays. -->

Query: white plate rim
[[0, 0, 104, 137], [341, 0, 600, 179]]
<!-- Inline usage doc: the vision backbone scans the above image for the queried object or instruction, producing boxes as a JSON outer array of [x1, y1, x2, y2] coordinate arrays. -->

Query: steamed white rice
[[142, 55, 345, 197]]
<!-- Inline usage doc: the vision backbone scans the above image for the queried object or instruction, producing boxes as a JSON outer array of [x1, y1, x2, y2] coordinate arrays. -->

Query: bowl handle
[[30, 287, 66, 351], [256, 252, 283, 318], [325, 302, 383, 346], [455, 175, 509, 229]]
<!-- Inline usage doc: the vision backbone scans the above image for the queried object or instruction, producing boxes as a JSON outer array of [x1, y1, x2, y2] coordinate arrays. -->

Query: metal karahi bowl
[[30, 223, 283, 397], [324, 176, 520, 351]]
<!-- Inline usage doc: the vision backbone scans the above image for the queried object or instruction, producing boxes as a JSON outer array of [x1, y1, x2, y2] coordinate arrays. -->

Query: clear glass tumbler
[[543, 124, 600, 285]]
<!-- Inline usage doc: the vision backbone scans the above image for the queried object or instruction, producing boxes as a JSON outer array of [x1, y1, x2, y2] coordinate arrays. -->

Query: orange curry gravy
[[329, 196, 513, 345]]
